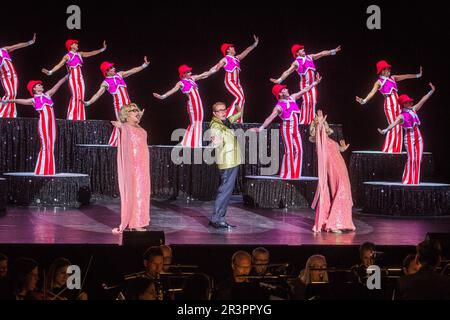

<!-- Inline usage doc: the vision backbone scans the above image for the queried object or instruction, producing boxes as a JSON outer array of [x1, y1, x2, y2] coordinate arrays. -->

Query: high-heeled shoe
[[112, 228, 123, 235]]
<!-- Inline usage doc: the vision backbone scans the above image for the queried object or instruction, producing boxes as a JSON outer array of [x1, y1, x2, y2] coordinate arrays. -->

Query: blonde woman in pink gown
[[111, 103, 150, 234], [309, 110, 356, 233]]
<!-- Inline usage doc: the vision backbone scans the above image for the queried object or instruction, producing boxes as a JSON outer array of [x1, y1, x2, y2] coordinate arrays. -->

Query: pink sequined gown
[[312, 120, 355, 233], [115, 123, 151, 233]]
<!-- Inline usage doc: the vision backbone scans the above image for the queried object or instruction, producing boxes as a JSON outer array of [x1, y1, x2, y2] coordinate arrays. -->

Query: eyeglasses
[[129, 109, 140, 113], [215, 109, 227, 113]]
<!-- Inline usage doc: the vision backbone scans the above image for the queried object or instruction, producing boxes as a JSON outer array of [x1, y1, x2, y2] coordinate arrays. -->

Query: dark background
[[1, 0, 449, 181]]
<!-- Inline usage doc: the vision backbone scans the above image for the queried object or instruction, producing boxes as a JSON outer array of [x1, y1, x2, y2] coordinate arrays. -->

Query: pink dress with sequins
[[114, 123, 151, 233], [312, 121, 355, 233]]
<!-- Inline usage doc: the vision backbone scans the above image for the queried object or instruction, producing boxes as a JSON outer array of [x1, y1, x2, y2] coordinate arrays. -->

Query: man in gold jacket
[[209, 102, 242, 229]]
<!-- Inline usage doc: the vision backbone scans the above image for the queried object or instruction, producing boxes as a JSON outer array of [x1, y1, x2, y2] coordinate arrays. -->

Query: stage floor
[[1, 197, 449, 246]]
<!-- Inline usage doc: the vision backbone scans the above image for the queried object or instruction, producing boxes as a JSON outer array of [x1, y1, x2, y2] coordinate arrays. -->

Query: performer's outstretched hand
[[316, 73, 323, 84], [355, 96, 365, 105], [269, 78, 281, 84], [30, 33, 37, 45], [143, 56, 150, 66], [41, 68, 51, 76], [102, 40, 107, 50], [253, 34, 259, 47], [339, 139, 350, 151], [153, 93, 164, 100], [378, 128, 388, 135], [429, 82, 435, 92], [417, 66, 423, 78], [335, 45, 342, 53], [111, 121, 122, 128]]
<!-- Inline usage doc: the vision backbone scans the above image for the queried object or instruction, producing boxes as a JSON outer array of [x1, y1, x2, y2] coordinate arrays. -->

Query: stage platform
[[1, 197, 449, 246], [362, 182, 450, 217], [243, 176, 318, 209], [349, 151, 435, 206], [2, 173, 91, 208]]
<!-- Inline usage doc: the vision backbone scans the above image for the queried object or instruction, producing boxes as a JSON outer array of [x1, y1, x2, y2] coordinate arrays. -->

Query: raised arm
[[209, 58, 226, 74], [378, 115, 404, 135], [1, 98, 34, 106], [191, 68, 215, 81], [393, 66, 422, 82], [82, 85, 107, 106], [291, 74, 322, 100], [270, 61, 297, 84], [3, 33, 36, 53], [338, 140, 350, 152], [42, 56, 69, 76], [251, 107, 281, 133], [413, 82, 435, 112], [46, 75, 69, 97], [236, 35, 259, 61], [310, 45, 341, 60], [356, 81, 380, 105], [80, 40, 107, 58], [121, 56, 150, 78], [153, 82, 182, 100]]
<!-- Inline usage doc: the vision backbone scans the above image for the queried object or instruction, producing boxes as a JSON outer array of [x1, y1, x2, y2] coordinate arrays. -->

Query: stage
[[1, 196, 449, 246]]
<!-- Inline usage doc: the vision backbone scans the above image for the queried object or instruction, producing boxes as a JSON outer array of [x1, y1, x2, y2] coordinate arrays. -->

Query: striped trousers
[[280, 114, 303, 179], [402, 126, 423, 185]]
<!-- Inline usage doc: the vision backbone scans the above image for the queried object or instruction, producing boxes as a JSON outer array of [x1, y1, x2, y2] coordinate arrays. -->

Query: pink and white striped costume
[[378, 76, 403, 153], [277, 97, 303, 179], [295, 55, 317, 125], [103, 73, 131, 146], [0, 48, 18, 118], [401, 109, 423, 185], [33, 94, 57, 175], [66, 51, 86, 120], [224, 55, 245, 123], [179, 78, 204, 148]]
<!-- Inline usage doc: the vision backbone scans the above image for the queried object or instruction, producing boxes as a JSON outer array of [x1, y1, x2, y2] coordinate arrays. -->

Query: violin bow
[[77, 254, 94, 299]]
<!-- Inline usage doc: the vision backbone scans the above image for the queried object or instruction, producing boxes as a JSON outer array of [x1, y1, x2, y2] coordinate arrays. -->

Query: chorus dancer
[[250, 75, 322, 179], [378, 83, 435, 185], [270, 44, 341, 125], [309, 110, 355, 234], [111, 104, 150, 234], [0, 33, 36, 118], [356, 61, 423, 153], [153, 65, 214, 148], [209, 35, 259, 123], [1, 76, 68, 175], [82, 57, 150, 146], [42, 39, 107, 120]]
